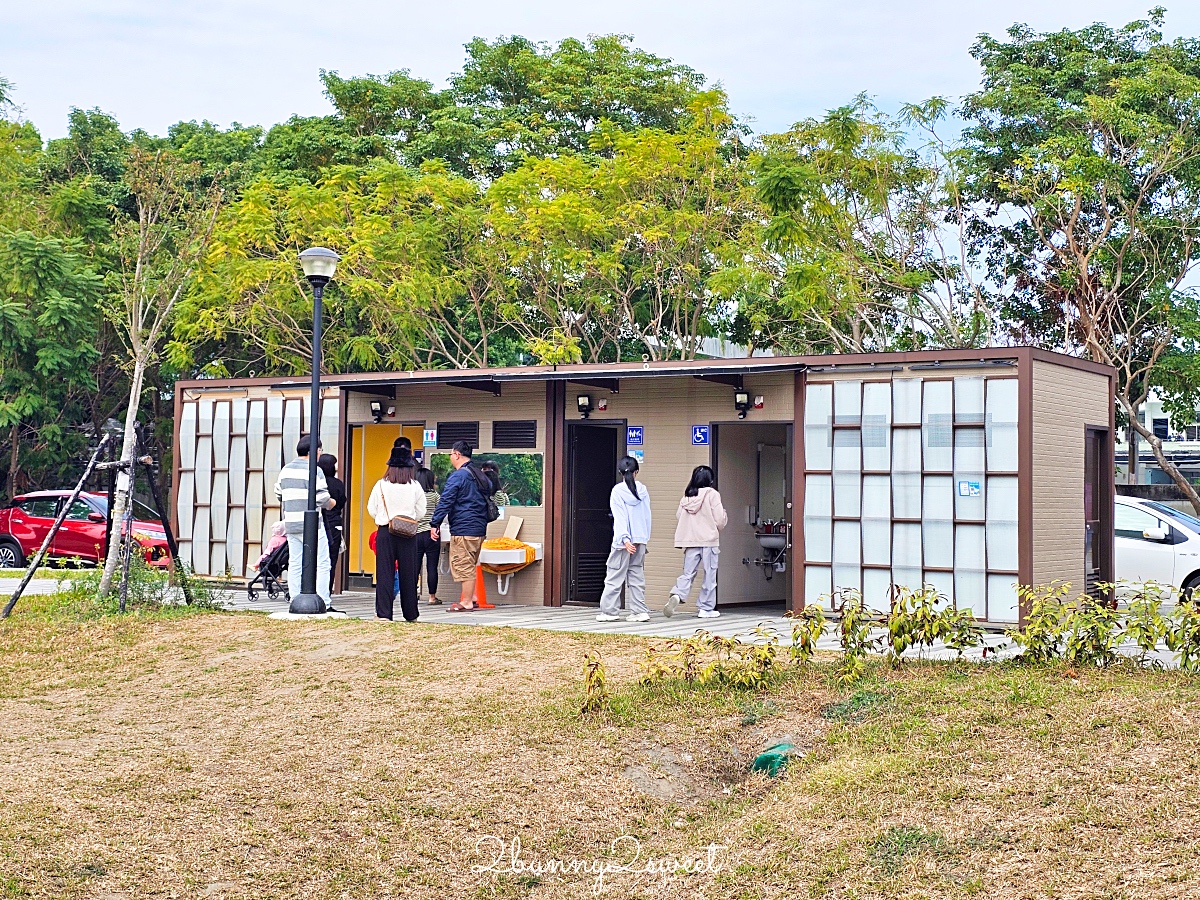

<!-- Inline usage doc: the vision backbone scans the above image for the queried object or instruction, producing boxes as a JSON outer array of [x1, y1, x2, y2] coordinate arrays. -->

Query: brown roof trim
[[172, 346, 1113, 392]]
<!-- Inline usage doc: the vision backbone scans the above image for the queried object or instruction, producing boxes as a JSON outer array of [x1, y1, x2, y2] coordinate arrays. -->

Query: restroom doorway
[[712, 423, 792, 607], [565, 422, 624, 603]]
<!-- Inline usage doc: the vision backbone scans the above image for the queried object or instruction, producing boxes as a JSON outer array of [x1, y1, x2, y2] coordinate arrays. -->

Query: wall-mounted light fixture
[[370, 400, 383, 423], [577, 395, 593, 419], [734, 389, 751, 419], [386, 405, 396, 419]]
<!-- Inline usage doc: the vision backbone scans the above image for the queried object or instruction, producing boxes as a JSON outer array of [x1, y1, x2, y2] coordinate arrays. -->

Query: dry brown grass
[[1, 599, 1198, 899]]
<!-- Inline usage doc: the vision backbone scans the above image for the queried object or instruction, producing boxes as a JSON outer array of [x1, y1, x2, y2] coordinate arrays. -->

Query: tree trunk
[[98, 357, 146, 597], [7, 423, 17, 502], [1119, 396, 1200, 515]]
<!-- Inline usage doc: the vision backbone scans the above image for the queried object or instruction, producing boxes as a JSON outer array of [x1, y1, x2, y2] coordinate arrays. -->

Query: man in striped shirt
[[274, 434, 335, 607]]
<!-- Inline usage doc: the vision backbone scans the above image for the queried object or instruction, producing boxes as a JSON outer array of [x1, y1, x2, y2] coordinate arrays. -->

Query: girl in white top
[[366, 447, 427, 622]]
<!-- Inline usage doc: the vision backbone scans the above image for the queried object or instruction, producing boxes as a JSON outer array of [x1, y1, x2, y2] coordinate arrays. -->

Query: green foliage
[[832, 589, 880, 685], [1009, 582, 1071, 663], [789, 602, 827, 665], [637, 628, 782, 691], [1164, 601, 1200, 674], [579, 651, 610, 716], [43, 555, 217, 620]]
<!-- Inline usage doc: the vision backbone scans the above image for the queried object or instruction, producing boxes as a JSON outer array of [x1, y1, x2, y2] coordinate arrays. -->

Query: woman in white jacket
[[665, 466, 727, 619], [366, 446, 426, 622], [596, 456, 652, 623]]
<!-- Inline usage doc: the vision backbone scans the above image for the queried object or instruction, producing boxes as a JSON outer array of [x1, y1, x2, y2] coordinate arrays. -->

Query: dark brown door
[[566, 423, 620, 603], [1084, 427, 1111, 596]]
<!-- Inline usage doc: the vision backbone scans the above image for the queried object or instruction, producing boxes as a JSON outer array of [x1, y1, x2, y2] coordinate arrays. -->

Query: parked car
[[0, 491, 171, 569], [1115, 495, 1200, 597]]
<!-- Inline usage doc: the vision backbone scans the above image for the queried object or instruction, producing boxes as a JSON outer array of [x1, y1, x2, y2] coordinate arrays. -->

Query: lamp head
[[734, 389, 751, 419], [577, 394, 593, 419], [299, 246, 340, 285]]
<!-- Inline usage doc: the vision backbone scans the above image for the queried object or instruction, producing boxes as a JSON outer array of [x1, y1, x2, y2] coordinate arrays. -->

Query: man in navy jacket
[[430, 440, 494, 611]]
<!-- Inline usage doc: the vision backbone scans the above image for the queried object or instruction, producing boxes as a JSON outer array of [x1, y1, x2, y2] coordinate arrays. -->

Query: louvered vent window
[[492, 420, 537, 449], [436, 421, 480, 449]]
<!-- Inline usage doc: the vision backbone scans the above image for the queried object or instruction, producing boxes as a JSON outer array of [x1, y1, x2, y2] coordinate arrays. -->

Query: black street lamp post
[[290, 246, 340, 614]]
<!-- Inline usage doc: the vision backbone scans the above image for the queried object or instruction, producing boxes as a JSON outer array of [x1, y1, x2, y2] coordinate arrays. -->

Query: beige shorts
[[449, 535, 483, 582]]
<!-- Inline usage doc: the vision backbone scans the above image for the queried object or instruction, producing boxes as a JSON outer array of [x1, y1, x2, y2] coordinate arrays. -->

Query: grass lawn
[[1, 596, 1198, 899]]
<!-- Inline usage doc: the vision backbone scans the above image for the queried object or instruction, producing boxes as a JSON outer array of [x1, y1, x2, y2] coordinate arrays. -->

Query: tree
[[751, 96, 994, 355], [98, 149, 221, 595], [961, 10, 1200, 510]]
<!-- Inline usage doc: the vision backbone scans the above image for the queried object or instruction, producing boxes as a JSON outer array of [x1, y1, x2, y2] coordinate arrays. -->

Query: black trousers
[[416, 530, 440, 598], [326, 526, 342, 595], [375, 525, 419, 622]]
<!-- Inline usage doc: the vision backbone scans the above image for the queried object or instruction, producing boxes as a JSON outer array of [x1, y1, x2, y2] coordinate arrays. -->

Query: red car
[[0, 491, 172, 569]]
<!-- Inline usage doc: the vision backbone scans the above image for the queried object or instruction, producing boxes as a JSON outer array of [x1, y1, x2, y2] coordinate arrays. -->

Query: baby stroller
[[248, 536, 290, 602]]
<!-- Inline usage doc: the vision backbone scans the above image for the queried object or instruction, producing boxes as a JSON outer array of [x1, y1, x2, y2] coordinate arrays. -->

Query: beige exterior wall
[[562, 372, 794, 611], [1031, 359, 1111, 589]]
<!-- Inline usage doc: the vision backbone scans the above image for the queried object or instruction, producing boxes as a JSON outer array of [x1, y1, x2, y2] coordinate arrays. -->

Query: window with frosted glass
[[955, 525, 986, 617], [922, 381, 954, 471], [892, 428, 922, 519], [805, 566, 832, 608], [863, 567, 893, 613], [805, 383, 833, 470], [924, 570, 954, 604], [893, 522, 922, 570], [922, 475, 954, 568], [988, 574, 1020, 622], [986, 379, 1018, 472], [861, 475, 891, 565], [833, 430, 861, 517], [954, 376, 985, 424], [832, 564, 861, 594], [953, 427, 986, 520], [833, 380, 862, 425], [893, 378, 922, 424], [804, 474, 832, 563], [862, 383, 892, 470], [985, 476, 1019, 571]]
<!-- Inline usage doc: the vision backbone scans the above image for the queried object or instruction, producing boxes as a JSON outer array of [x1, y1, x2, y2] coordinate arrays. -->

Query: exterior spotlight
[[577, 395, 593, 419], [734, 389, 751, 419], [369, 400, 383, 423]]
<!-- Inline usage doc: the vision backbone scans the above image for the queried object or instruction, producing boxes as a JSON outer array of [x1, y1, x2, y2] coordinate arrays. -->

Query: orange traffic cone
[[474, 565, 495, 609]]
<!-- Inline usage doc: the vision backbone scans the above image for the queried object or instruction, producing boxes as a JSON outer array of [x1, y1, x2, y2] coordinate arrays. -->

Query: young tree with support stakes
[[97, 149, 221, 597]]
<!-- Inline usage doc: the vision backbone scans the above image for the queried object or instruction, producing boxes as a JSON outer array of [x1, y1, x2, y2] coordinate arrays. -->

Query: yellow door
[[347, 422, 425, 579]]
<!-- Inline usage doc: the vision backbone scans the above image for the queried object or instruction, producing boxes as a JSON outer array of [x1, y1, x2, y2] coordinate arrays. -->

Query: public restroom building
[[172, 347, 1114, 625]]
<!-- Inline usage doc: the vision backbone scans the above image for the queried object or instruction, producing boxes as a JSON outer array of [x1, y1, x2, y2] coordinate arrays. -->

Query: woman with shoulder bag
[[366, 446, 427, 622]]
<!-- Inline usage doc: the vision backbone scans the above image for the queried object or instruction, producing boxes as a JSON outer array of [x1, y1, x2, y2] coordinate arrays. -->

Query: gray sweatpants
[[598, 544, 648, 616], [670, 546, 720, 612]]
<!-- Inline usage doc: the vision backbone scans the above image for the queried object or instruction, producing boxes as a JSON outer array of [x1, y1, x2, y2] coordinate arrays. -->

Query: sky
[[3, 1, 1199, 140]]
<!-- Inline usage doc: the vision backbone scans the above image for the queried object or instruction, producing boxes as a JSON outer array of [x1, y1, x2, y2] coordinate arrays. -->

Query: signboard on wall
[[692, 425, 710, 446], [627, 426, 644, 446], [423, 429, 437, 447]]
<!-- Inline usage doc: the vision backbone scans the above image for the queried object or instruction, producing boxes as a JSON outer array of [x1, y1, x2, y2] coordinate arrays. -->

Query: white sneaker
[[697, 609, 721, 619], [626, 612, 650, 623], [663, 595, 681, 618], [595, 613, 621, 622]]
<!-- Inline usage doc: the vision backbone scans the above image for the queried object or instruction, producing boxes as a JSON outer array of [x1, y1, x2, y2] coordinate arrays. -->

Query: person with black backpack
[[429, 440, 497, 612]]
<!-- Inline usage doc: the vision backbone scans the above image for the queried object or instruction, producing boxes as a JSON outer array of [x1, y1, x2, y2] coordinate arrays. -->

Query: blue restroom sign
[[692, 425, 710, 446], [627, 426, 644, 446]]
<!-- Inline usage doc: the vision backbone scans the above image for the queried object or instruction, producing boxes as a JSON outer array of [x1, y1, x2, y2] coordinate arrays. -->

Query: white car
[[1115, 496, 1200, 597]]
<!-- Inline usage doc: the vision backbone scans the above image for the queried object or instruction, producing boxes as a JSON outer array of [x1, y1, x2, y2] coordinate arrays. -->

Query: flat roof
[[173, 346, 1113, 393]]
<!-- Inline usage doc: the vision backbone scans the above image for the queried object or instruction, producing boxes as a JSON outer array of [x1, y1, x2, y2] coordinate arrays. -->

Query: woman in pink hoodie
[[665, 466, 728, 619]]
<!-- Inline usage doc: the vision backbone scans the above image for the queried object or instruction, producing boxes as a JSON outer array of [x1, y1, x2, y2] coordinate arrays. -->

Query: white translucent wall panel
[[833, 380, 862, 425], [862, 382, 891, 470], [177, 540, 192, 572], [986, 379, 1019, 472], [245, 543, 261, 577], [262, 505, 280, 537], [863, 567, 893, 613], [282, 399, 302, 461], [956, 523, 986, 569], [229, 437, 247, 505], [246, 477, 264, 541], [832, 565, 861, 595], [986, 476, 1019, 571], [834, 473, 861, 518], [176, 472, 195, 540], [210, 542, 226, 578], [320, 398, 340, 456], [922, 476, 954, 568], [213, 401, 231, 468], [804, 474, 832, 563], [833, 520, 861, 565], [179, 402, 197, 469], [194, 437, 213, 507], [192, 510, 210, 575], [893, 378, 922, 424], [988, 574, 1020, 622], [862, 475, 891, 565], [247, 401, 266, 469], [210, 472, 228, 542], [893, 428, 921, 472], [893, 567, 922, 592], [893, 473, 922, 519], [805, 566, 832, 609], [954, 427, 986, 520], [833, 428, 861, 470], [226, 508, 245, 579], [954, 376, 985, 424], [197, 397, 213, 435], [267, 395, 284, 433], [264, 436, 283, 507], [805, 383, 833, 470], [924, 570, 954, 604], [956, 571, 986, 617], [922, 381, 954, 471], [232, 398, 248, 435], [893, 522, 923, 569]]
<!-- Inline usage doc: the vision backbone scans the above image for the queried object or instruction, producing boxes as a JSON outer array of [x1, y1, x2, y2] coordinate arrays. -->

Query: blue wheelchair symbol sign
[[692, 425, 710, 446], [626, 426, 644, 446]]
